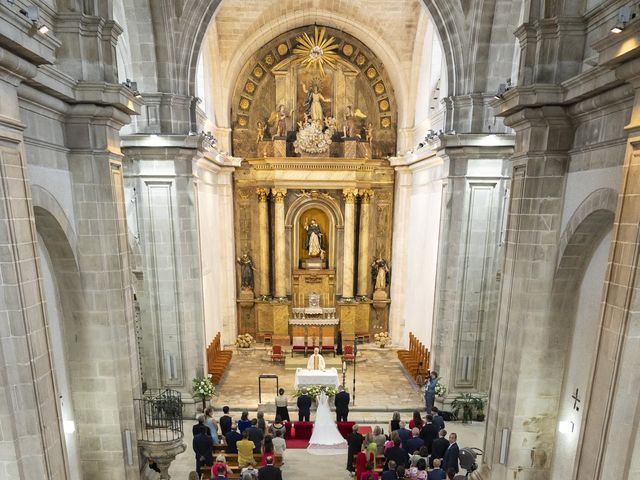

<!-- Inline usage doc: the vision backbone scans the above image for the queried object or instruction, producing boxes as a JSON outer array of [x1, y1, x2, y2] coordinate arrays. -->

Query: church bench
[[201, 453, 283, 478]]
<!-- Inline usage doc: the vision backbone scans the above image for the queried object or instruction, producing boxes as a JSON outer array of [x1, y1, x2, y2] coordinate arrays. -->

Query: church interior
[[1, 0, 640, 479]]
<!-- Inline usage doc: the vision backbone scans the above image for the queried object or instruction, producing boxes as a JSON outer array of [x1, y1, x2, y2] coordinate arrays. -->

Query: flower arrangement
[[293, 385, 340, 401], [235, 333, 255, 348], [374, 331, 391, 348], [192, 376, 215, 410], [435, 380, 447, 398]]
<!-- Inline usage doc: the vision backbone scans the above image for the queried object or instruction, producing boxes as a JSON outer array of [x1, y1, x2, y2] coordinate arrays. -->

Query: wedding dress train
[[307, 391, 348, 455]]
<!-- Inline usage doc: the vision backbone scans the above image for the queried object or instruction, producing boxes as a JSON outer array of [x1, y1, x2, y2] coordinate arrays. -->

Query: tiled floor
[[168, 345, 486, 479]]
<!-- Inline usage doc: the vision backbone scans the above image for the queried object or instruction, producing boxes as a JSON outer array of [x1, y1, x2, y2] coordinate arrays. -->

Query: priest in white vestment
[[307, 347, 326, 371]]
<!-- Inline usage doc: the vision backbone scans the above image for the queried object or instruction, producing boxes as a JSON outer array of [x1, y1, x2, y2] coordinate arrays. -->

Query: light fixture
[[611, 6, 636, 33], [37, 24, 48, 34], [494, 78, 512, 99], [558, 420, 575, 434], [122, 78, 142, 98]]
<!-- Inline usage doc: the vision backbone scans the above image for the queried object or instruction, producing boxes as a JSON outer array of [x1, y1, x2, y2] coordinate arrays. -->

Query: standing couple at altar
[[303, 349, 351, 455]]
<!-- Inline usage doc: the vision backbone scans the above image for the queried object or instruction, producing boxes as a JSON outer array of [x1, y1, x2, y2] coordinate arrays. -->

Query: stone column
[[357, 190, 374, 297], [256, 188, 270, 297], [272, 188, 287, 299], [342, 189, 358, 299]]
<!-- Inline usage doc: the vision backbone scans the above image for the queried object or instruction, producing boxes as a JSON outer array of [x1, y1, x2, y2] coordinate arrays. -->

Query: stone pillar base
[[273, 138, 287, 157]]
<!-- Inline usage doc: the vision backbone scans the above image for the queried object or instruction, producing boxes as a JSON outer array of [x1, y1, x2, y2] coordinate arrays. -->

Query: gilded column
[[342, 188, 358, 299], [256, 188, 270, 297], [357, 189, 374, 297], [272, 188, 287, 299]]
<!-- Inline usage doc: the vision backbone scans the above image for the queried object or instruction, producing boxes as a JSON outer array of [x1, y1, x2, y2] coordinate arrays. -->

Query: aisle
[[281, 448, 351, 479]]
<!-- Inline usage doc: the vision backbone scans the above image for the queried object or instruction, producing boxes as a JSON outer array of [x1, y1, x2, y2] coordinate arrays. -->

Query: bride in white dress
[[307, 391, 348, 455]]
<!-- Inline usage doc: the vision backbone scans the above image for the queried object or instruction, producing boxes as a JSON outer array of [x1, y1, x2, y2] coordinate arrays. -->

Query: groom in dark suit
[[334, 385, 350, 422], [297, 389, 312, 421]]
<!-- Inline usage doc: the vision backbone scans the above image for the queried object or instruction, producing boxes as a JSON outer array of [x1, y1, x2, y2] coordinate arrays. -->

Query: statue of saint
[[343, 105, 367, 138], [236, 253, 256, 290], [302, 83, 331, 123], [268, 105, 292, 137], [371, 257, 390, 291], [304, 219, 325, 258]]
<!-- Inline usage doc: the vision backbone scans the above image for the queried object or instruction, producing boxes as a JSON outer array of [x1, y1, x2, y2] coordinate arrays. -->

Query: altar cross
[[571, 388, 581, 411]]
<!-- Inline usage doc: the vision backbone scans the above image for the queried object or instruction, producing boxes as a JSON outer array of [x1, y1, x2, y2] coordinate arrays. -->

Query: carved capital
[[271, 188, 287, 203], [256, 188, 269, 202], [360, 189, 374, 204], [343, 188, 358, 204]]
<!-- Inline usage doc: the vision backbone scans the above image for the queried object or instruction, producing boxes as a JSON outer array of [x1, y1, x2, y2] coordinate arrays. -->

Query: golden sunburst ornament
[[286, 26, 340, 77]]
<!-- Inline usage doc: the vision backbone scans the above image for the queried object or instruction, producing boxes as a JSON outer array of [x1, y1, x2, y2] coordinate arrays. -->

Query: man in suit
[[258, 456, 282, 480], [219, 405, 233, 435], [192, 414, 211, 436], [397, 421, 411, 444], [193, 429, 214, 474], [404, 428, 424, 455], [334, 385, 350, 422], [246, 418, 264, 453], [431, 407, 445, 432], [381, 460, 398, 480], [442, 432, 460, 474], [347, 424, 364, 472], [384, 437, 409, 470], [297, 389, 312, 421], [430, 429, 449, 468], [419, 415, 439, 454], [225, 422, 242, 454]]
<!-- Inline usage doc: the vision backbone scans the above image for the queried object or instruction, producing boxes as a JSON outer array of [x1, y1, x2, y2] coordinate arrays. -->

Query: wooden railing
[[206, 332, 232, 384], [397, 332, 430, 384]]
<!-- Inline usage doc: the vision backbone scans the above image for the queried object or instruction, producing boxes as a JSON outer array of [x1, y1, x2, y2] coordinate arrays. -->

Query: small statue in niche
[[256, 121, 266, 143], [236, 253, 256, 290], [304, 218, 325, 259], [365, 122, 373, 144], [371, 256, 390, 291], [342, 105, 367, 138]]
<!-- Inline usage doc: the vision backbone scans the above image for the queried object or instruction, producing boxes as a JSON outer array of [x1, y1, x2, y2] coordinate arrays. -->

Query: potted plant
[[451, 393, 485, 423]]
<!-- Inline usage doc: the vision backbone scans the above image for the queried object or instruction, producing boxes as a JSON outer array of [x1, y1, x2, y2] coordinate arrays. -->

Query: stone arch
[[30, 185, 78, 259]]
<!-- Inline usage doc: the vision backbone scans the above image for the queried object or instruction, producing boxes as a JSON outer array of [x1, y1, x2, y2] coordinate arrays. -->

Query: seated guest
[[275, 388, 290, 422], [246, 418, 265, 453], [205, 407, 221, 445], [427, 459, 445, 480], [211, 454, 232, 478], [408, 411, 424, 430], [419, 415, 439, 454], [238, 411, 252, 433], [257, 410, 268, 434], [373, 426, 387, 454], [430, 430, 449, 469], [431, 407, 445, 432], [261, 435, 275, 466], [237, 431, 256, 467], [193, 428, 213, 474], [365, 432, 377, 457], [404, 428, 424, 457], [384, 431, 399, 452], [272, 430, 286, 456], [408, 458, 428, 480], [390, 411, 401, 432], [258, 455, 282, 480], [270, 415, 286, 438], [241, 461, 259, 479], [381, 461, 398, 480], [355, 443, 370, 480], [397, 422, 411, 444], [219, 406, 233, 436], [213, 465, 228, 480], [360, 461, 380, 480], [193, 414, 211, 436], [224, 422, 242, 454], [384, 437, 409, 470]]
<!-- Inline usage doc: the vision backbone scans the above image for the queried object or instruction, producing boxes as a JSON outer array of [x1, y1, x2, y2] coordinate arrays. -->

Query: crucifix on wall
[[571, 388, 581, 411]]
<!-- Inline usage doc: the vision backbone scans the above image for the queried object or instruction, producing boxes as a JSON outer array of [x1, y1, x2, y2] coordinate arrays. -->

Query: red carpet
[[285, 426, 372, 449]]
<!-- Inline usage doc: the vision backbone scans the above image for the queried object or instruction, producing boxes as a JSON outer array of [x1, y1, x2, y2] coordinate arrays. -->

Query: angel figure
[[268, 105, 293, 137], [343, 105, 367, 138], [256, 121, 266, 143], [365, 122, 373, 144]]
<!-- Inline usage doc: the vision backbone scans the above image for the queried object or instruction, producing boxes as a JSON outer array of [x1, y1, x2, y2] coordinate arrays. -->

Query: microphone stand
[[352, 342, 358, 405]]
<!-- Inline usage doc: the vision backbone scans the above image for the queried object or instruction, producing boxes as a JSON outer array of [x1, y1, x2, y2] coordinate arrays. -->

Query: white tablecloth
[[294, 368, 339, 388]]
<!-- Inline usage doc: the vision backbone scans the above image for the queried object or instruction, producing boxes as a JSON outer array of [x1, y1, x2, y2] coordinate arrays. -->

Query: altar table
[[294, 367, 339, 389]]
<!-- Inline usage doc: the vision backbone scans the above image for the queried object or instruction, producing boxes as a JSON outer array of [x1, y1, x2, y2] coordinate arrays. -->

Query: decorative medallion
[[264, 54, 275, 66], [379, 99, 390, 112], [381, 117, 391, 129], [366, 67, 378, 79], [277, 43, 289, 56], [245, 81, 256, 94], [239, 98, 250, 110], [342, 44, 354, 56], [374, 82, 385, 95], [356, 54, 366, 66], [238, 116, 248, 127], [253, 66, 264, 79]]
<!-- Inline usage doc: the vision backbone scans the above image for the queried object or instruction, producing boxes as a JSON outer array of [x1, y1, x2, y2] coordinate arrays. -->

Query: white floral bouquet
[[435, 380, 447, 398], [235, 333, 255, 348], [192, 377, 215, 400], [293, 385, 339, 401], [374, 331, 391, 347]]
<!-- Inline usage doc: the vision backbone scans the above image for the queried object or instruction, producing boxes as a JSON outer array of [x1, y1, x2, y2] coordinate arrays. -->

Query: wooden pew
[[201, 453, 283, 479]]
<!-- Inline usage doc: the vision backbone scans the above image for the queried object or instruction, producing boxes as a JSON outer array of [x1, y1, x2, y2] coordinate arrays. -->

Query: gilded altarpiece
[[231, 26, 396, 346]]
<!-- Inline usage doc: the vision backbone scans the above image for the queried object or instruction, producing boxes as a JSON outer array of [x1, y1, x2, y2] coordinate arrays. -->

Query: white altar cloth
[[294, 368, 339, 389]]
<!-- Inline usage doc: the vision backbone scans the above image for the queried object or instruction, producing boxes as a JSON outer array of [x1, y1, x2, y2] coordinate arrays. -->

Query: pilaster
[[341, 188, 358, 299], [272, 188, 287, 299], [357, 190, 373, 297], [256, 188, 270, 298]]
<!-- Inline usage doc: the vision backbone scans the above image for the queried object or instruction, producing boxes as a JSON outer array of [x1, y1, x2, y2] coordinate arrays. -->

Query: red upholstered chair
[[342, 344, 355, 362], [294, 421, 314, 440], [321, 336, 336, 356], [291, 336, 306, 356], [271, 345, 285, 362], [337, 421, 356, 439], [284, 421, 293, 440]]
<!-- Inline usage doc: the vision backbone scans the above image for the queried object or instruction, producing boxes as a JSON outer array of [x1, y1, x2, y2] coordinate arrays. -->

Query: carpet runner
[[285, 425, 372, 449]]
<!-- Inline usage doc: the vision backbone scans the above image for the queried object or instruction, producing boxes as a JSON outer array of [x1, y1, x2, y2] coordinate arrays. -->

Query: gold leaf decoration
[[343, 44, 354, 56], [278, 26, 340, 77], [374, 82, 385, 95], [379, 99, 390, 112], [265, 54, 274, 65], [253, 66, 264, 79], [366, 67, 377, 79], [245, 82, 256, 94], [381, 117, 391, 129], [239, 98, 250, 110], [277, 43, 289, 56], [238, 117, 248, 127], [356, 54, 366, 66]]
